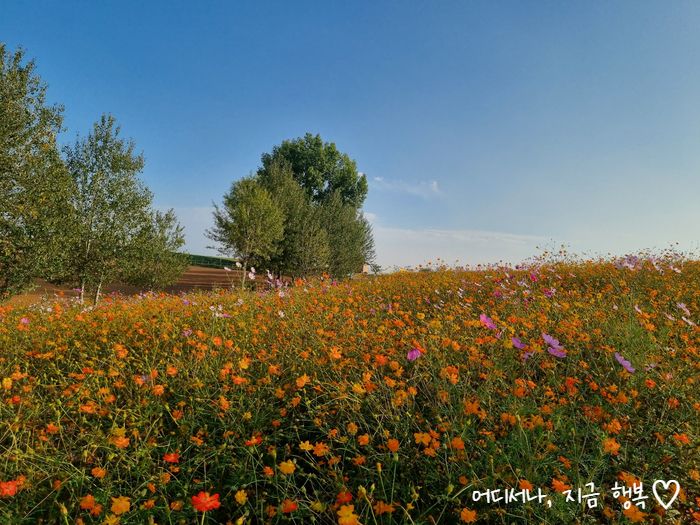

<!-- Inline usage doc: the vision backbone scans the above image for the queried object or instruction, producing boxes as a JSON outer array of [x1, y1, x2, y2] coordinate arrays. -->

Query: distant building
[[362, 263, 371, 274]]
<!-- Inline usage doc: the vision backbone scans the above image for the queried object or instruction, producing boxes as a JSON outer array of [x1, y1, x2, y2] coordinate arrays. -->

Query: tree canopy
[[63, 114, 187, 303], [259, 133, 368, 209], [207, 177, 285, 287], [0, 44, 73, 298], [211, 134, 376, 280]]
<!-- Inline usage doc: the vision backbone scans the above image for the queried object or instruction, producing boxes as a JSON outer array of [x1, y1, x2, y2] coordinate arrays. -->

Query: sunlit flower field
[[1, 256, 699, 524]]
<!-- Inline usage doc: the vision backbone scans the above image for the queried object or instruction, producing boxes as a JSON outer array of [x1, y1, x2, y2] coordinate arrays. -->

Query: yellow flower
[[110, 496, 130, 515], [278, 460, 296, 475], [234, 490, 247, 505]]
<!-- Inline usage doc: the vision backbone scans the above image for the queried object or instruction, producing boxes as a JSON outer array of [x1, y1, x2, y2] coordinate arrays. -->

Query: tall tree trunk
[[94, 276, 103, 305], [241, 260, 248, 290], [79, 279, 86, 305]]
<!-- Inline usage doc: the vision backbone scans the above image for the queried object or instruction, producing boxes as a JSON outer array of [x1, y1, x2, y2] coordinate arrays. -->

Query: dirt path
[[5, 266, 283, 307]]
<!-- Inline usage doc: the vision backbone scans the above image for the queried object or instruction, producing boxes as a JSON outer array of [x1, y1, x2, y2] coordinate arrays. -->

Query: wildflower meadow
[[1, 256, 699, 524]]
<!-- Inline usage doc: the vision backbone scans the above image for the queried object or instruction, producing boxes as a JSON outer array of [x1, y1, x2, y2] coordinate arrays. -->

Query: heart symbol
[[652, 479, 680, 510]]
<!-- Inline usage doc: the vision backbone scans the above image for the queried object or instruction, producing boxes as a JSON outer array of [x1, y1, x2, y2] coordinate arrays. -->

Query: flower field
[[1, 258, 699, 524]]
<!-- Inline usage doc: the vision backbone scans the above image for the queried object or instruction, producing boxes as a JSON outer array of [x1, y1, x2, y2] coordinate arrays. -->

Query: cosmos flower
[[191, 492, 221, 512], [542, 333, 566, 357], [614, 352, 635, 373], [511, 337, 526, 349], [542, 333, 562, 349], [407, 348, 422, 361], [547, 347, 567, 358], [479, 314, 496, 330]]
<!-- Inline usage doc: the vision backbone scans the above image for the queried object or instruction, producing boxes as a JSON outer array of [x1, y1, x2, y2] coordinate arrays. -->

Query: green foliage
[[259, 159, 330, 277], [119, 209, 189, 290], [62, 115, 186, 303], [207, 177, 284, 286], [320, 191, 375, 277], [259, 132, 368, 208], [0, 44, 72, 298], [213, 135, 376, 279]]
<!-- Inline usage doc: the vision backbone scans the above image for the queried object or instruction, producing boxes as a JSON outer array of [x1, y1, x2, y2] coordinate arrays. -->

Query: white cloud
[[371, 225, 551, 269], [371, 177, 442, 198], [362, 211, 378, 223]]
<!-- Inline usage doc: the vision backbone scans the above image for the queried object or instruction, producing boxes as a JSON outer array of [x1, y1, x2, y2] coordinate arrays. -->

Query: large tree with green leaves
[[320, 191, 376, 277], [259, 133, 368, 208], [258, 158, 330, 277], [207, 177, 284, 287], [119, 209, 188, 290], [63, 114, 186, 303], [0, 44, 73, 298], [212, 135, 376, 280]]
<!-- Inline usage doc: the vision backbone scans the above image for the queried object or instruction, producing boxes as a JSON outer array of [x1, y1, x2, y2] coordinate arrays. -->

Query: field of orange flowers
[[1, 257, 699, 524]]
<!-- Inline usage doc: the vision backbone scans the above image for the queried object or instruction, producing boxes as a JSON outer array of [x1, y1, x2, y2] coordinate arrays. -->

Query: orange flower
[[337, 504, 360, 525], [80, 494, 96, 510], [111, 436, 130, 449], [622, 503, 647, 522], [163, 452, 179, 463], [110, 496, 131, 515], [280, 499, 298, 513], [336, 491, 353, 505], [91, 467, 107, 479], [387, 438, 400, 453], [373, 501, 395, 515], [672, 433, 690, 445], [414, 432, 431, 446], [0, 481, 18, 497], [551, 478, 571, 493], [191, 492, 221, 512], [313, 442, 330, 456], [460, 508, 477, 522], [602, 437, 621, 456], [518, 479, 533, 491], [357, 434, 370, 446], [278, 460, 295, 475]]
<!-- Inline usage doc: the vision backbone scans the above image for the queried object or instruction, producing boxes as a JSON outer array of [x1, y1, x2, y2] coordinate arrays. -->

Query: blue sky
[[3, 1, 700, 268]]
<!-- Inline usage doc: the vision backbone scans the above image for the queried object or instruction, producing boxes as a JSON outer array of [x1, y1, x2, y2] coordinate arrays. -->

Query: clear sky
[[3, 1, 700, 269]]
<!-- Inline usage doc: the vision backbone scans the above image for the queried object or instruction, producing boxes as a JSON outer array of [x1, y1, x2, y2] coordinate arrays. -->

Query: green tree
[[258, 159, 330, 277], [119, 209, 188, 290], [320, 191, 376, 277], [259, 133, 368, 208], [63, 114, 185, 303], [207, 177, 284, 288], [0, 45, 72, 298]]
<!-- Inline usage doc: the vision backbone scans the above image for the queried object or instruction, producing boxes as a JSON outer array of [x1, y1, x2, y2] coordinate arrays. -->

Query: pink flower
[[479, 314, 496, 330], [407, 348, 422, 361], [511, 337, 526, 350], [614, 352, 635, 373], [547, 347, 567, 358]]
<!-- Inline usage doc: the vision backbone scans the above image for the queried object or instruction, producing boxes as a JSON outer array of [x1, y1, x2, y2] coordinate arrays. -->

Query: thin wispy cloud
[[370, 224, 551, 269], [370, 176, 442, 198]]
